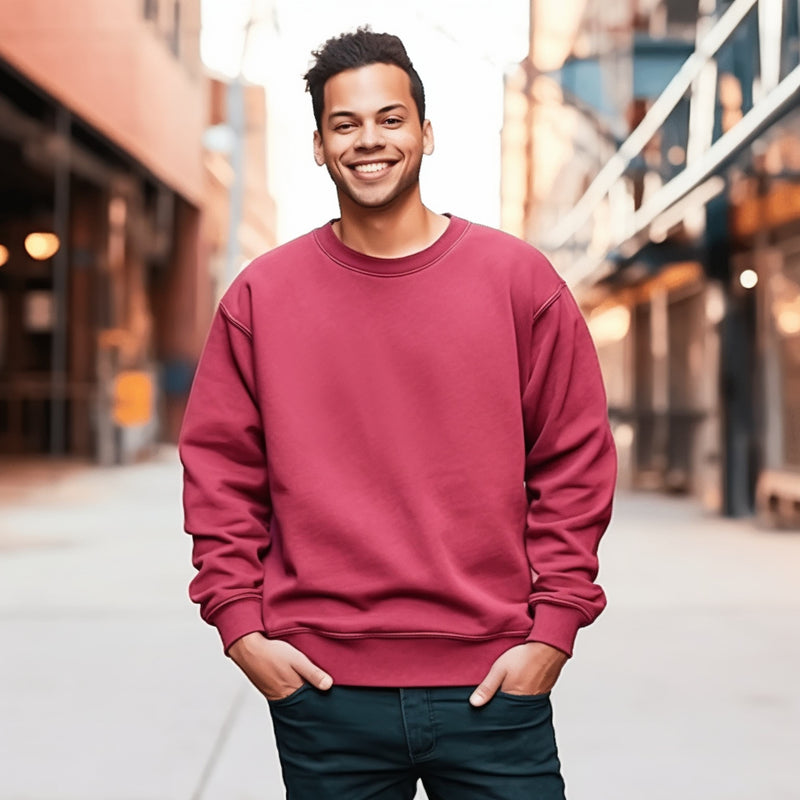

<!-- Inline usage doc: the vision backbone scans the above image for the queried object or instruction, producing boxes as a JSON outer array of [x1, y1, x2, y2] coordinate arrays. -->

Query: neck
[[333, 190, 449, 258]]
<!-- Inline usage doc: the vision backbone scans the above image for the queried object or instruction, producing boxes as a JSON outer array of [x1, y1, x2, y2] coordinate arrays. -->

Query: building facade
[[0, 1, 275, 463], [504, 0, 800, 524]]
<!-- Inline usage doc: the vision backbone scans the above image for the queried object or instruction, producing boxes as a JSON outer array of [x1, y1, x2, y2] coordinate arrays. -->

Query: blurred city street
[[3, 1, 800, 798], [0, 451, 798, 800]]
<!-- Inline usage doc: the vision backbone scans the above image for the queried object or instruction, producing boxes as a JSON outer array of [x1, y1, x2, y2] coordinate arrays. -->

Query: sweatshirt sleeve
[[178, 302, 271, 654], [522, 282, 617, 657]]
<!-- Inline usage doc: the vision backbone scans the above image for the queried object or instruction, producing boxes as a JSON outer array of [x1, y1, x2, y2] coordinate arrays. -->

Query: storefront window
[[773, 254, 800, 467]]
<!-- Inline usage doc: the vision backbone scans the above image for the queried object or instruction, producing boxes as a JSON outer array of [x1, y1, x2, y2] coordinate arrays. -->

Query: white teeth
[[354, 162, 390, 173]]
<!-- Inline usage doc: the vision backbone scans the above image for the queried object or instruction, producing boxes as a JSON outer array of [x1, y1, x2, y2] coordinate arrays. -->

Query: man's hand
[[228, 633, 334, 701], [469, 642, 568, 707]]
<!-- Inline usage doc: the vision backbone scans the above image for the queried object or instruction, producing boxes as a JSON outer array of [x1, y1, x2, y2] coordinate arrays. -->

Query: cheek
[[397, 135, 425, 155]]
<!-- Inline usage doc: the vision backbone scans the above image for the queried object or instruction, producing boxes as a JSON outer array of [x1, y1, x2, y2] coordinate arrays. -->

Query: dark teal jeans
[[267, 685, 566, 799]]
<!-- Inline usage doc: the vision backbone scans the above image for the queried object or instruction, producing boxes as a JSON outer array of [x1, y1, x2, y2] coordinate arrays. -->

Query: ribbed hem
[[208, 598, 266, 654], [525, 603, 587, 657], [279, 632, 527, 686]]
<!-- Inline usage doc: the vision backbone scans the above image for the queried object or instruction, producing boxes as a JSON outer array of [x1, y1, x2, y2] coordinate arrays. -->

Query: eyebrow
[[328, 103, 408, 121]]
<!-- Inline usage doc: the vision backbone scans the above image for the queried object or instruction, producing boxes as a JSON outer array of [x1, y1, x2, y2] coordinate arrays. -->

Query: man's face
[[313, 63, 433, 212]]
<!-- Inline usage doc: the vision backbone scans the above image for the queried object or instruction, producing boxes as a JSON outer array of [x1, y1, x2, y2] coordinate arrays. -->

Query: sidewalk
[[1, 450, 798, 799]]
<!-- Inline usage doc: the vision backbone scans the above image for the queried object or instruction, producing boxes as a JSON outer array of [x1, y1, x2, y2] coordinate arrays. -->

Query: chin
[[345, 190, 399, 209], [355, 196, 397, 209]]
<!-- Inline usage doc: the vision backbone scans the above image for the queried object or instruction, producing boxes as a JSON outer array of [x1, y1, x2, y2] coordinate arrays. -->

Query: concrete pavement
[[0, 449, 798, 799]]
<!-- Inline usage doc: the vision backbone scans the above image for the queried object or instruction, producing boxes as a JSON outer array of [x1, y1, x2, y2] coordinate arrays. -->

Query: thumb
[[292, 651, 334, 692], [469, 666, 505, 707]]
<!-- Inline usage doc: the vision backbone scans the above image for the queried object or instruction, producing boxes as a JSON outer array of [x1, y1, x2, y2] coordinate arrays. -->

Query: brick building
[[0, 1, 275, 462]]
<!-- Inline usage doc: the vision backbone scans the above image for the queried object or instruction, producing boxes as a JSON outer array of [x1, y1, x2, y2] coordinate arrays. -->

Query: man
[[180, 27, 616, 799]]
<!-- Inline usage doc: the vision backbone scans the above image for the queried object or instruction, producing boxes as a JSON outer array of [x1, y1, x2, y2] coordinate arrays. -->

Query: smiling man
[[180, 27, 617, 800]]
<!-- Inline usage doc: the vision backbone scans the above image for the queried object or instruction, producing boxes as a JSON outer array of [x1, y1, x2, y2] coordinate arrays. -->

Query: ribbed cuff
[[525, 603, 587, 658], [208, 597, 266, 654]]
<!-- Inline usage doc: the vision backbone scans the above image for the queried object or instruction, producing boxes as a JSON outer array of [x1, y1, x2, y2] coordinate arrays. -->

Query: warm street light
[[588, 304, 631, 344], [24, 232, 60, 260], [0, 244, 8, 267], [739, 269, 758, 289], [776, 306, 800, 335]]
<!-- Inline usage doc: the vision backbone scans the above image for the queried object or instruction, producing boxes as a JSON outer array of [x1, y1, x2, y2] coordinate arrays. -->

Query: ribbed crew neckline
[[312, 214, 470, 276]]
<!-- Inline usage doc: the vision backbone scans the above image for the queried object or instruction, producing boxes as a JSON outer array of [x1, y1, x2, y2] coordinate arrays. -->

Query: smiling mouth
[[350, 161, 393, 175]]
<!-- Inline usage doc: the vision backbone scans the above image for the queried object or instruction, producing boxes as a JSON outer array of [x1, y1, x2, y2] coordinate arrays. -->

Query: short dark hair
[[304, 26, 426, 131]]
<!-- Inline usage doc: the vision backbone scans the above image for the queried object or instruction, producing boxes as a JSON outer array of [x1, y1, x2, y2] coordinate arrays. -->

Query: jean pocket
[[267, 682, 312, 707], [494, 689, 551, 702]]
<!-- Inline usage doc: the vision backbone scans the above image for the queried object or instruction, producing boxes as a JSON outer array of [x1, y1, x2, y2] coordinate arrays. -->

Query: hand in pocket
[[228, 633, 333, 701]]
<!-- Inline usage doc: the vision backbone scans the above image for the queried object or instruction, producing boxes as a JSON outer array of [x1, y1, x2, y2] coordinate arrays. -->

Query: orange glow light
[[25, 232, 60, 261]]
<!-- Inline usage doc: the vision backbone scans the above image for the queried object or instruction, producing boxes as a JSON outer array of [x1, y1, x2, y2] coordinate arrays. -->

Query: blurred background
[[0, 1, 798, 799]]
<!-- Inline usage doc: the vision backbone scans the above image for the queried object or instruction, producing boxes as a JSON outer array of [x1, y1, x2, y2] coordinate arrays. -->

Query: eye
[[383, 117, 403, 126], [334, 122, 356, 132]]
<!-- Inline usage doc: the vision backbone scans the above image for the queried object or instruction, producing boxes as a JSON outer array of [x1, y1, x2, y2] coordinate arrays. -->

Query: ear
[[422, 119, 434, 156], [313, 130, 325, 166]]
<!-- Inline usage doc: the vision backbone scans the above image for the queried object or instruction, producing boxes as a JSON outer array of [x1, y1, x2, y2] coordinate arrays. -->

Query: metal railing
[[543, 0, 800, 286]]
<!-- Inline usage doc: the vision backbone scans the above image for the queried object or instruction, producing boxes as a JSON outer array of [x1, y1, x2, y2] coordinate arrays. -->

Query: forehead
[[322, 63, 414, 116]]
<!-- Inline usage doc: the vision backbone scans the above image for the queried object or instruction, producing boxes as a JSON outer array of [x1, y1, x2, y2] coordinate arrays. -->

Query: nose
[[355, 120, 384, 150]]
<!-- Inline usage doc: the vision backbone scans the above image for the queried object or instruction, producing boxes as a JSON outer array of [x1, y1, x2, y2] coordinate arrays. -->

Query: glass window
[[774, 254, 800, 467]]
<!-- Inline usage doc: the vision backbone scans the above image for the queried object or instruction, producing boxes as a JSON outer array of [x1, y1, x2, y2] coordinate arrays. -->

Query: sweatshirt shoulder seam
[[532, 281, 566, 323], [219, 301, 253, 339]]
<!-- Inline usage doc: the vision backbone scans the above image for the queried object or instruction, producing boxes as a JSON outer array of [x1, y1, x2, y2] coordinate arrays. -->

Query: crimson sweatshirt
[[179, 215, 617, 686]]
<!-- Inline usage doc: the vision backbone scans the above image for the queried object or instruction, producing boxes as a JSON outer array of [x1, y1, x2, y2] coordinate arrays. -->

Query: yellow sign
[[113, 371, 154, 427]]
